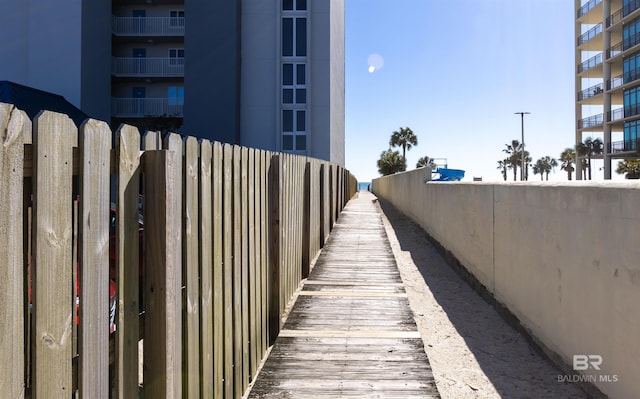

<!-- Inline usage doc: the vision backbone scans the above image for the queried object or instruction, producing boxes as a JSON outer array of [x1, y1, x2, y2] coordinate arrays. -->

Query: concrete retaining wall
[[373, 168, 640, 399]]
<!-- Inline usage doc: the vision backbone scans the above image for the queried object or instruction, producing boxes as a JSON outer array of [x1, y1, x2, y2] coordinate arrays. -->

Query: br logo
[[573, 355, 603, 371]]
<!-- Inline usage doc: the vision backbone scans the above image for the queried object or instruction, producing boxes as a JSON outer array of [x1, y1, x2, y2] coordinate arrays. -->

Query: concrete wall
[[310, 0, 345, 166], [373, 169, 640, 399]]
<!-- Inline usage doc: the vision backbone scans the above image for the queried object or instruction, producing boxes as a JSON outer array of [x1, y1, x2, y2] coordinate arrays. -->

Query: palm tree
[[559, 148, 576, 180], [503, 140, 522, 181], [577, 137, 603, 180], [533, 156, 558, 181], [377, 149, 405, 176], [616, 159, 640, 179], [497, 159, 508, 181], [389, 127, 418, 170], [416, 156, 437, 170]]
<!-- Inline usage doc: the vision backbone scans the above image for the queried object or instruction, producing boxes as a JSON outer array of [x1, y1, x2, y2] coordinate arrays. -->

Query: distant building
[[0, 0, 345, 165], [575, 0, 640, 179]]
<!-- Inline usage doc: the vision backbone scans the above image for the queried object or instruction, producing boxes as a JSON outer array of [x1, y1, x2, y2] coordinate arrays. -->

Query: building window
[[282, 17, 306, 57], [169, 48, 185, 66], [168, 86, 184, 105], [623, 17, 640, 50], [282, 63, 306, 104], [281, 109, 306, 152], [624, 51, 640, 84], [283, 0, 306, 11], [169, 10, 185, 27]]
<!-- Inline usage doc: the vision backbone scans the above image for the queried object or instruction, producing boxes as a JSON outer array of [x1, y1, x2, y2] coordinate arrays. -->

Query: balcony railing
[[578, 83, 604, 101], [607, 0, 640, 26], [608, 67, 640, 90], [578, 113, 604, 129], [578, 53, 603, 73], [610, 107, 625, 121], [609, 138, 640, 153], [577, 24, 602, 46], [578, 0, 602, 19], [607, 31, 640, 59], [112, 16, 185, 36], [111, 98, 184, 118], [112, 57, 184, 77]]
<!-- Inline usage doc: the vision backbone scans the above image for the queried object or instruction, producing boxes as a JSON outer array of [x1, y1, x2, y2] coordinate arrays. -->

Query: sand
[[372, 193, 589, 399]]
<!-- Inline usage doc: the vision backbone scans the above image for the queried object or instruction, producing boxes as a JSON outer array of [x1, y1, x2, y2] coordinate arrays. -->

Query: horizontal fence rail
[[0, 102, 357, 399]]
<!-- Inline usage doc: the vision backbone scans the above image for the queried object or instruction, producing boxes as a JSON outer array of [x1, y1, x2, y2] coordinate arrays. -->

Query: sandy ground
[[370, 192, 589, 399]]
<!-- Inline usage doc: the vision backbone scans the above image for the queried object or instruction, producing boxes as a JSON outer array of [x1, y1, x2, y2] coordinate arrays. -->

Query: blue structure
[[432, 168, 465, 181]]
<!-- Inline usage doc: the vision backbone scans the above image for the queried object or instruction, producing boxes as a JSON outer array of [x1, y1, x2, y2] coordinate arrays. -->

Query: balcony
[[577, 0, 602, 22], [608, 67, 640, 91], [112, 57, 184, 77], [111, 98, 183, 118], [607, 0, 640, 27], [112, 16, 185, 36], [578, 113, 604, 129], [609, 138, 640, 154], [578, 83, 604, 102], [577, 24, 602, 48], [577, 53, 603, 74]]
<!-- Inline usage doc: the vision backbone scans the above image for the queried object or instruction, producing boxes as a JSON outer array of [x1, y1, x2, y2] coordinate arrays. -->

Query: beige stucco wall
[[373, 169, 640, 399]]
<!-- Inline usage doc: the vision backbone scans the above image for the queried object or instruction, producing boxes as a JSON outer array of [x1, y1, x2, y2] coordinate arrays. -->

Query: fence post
[[0, 104, 26, 399], [302, 160, 311, 278], [268, 154, 281, 345]]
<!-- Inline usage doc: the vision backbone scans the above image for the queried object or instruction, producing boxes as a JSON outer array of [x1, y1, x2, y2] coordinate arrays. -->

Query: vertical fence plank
[[143, 150, 176, 398], [222, 144, 234, 399], [232, 145, 243, 398], [240, 147, 250, 392], [183, 136, 200, 398], [268, 154, 281, 345], [260, 151, 268, 354], [199, 139, 214, 398], [115, 124, 141, 399], [162, 133, 183, 399], [247, 148, 258, 380], [0, 104, 25, 399], [212, 142, 224, 399], [32, 111, 75, 398], [78, 119, 111, 399]]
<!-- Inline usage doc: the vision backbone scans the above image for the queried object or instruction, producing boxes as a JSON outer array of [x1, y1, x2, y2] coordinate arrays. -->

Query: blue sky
[[344, 0, 595, 182]]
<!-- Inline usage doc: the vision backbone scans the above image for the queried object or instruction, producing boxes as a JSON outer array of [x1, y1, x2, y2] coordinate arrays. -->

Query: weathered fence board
[[222, 144, 234, 399], [33, 111, 75, 398], [78, 119, 111, 399], [115, 124, 141, 399], [183, 136, 200, 398], [0, 103, 26, 399], [240, 146, 250, 392], [212, 141, 224, 399], [199, 139, 214, 398], [4, 103, 356, 399]]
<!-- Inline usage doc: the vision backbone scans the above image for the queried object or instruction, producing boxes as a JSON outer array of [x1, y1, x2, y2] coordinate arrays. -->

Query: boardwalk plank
[[247, 193, 440, 398]]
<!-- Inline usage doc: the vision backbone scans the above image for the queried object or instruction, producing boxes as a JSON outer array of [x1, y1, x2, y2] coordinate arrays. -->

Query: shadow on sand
[[375, 196, 599, 399]]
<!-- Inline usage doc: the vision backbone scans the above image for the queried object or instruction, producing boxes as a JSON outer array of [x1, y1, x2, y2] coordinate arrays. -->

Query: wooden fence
[[0, 102, 357, 399]]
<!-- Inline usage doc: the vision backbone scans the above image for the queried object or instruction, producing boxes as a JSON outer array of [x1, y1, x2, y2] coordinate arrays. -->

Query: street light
[[514, 112, 531, 181]]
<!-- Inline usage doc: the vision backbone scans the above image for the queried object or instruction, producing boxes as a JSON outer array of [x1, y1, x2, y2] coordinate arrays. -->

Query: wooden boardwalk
[[247, 192, 440, 398]]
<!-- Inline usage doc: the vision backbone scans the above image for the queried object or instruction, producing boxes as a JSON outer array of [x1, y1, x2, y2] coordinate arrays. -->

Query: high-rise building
[[575, 0, 640, 179], [0, 0, 345, 165]]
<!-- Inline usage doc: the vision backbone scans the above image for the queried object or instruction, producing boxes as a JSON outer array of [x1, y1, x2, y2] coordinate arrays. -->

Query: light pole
[[515, 112, 530, 181]]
